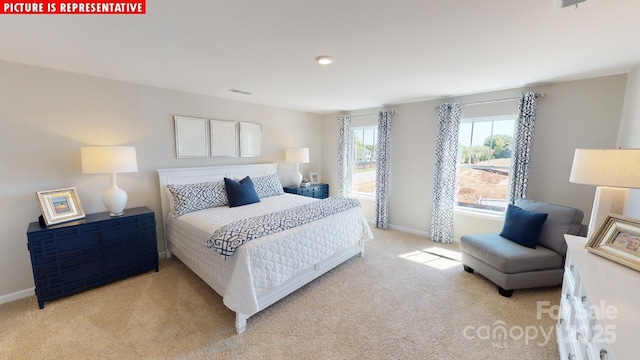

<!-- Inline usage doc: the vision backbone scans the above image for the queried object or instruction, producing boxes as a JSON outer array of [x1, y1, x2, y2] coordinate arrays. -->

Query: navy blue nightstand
[[26, 206, 159, 309], [283, 183, 329, 199]]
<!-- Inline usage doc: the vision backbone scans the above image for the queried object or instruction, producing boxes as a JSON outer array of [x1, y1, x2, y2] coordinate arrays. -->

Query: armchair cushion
[[460, 233, 564, 273], [500, 204, 548, 249], [515, 198, 585, 255]]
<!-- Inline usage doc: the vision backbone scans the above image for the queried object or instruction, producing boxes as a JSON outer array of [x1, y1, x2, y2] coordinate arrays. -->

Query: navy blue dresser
[[26, 206, 159, 308], [283, 183, 329, 199]]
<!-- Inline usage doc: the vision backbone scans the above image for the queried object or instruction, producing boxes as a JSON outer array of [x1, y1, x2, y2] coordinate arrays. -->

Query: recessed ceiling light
[[315, 55, 333, 65]]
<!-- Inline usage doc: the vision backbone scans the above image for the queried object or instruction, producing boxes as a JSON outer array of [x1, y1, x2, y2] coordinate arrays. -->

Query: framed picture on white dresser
[[586, 213, 640, 272]]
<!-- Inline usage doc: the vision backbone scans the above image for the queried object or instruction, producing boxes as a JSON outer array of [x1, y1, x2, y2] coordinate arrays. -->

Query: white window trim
[[454, 205, 505, 220], [350, 192, 375, 201]]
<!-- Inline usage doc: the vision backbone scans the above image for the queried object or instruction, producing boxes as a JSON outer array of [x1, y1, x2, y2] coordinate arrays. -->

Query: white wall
[[0, 60, 322, 300], [322, 75, 627, 237], [617, 65, 640, 217]]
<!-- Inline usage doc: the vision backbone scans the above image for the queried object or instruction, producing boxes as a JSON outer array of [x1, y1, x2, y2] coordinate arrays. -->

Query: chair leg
[[463, 265, 474, 273], [498, 287, 514, 297]]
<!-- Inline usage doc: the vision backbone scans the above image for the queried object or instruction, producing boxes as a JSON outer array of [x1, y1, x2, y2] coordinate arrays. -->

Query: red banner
[[1, 0, 146, 14]]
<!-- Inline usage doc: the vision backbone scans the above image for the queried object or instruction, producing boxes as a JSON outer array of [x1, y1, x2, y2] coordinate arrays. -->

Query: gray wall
[[322, 75, 627, 237], [617, 65, 640, 217], [0, 60, 322, 300]]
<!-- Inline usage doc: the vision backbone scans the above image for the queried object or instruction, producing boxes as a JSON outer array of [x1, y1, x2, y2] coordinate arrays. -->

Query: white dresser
[[558, 235, 640, 360]]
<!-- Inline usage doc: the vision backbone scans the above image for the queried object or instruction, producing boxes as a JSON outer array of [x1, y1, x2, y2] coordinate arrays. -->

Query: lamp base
[[292, 171, 303, 187], [292, 163, 303, 186], [588, 186, 630, 238], [103, 173, 128, 217]]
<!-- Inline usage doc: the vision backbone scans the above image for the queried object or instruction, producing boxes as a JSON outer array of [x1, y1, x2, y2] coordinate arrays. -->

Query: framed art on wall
[[585, 213, 640, 272], [239, 122, 262, 157], [36, 187, 86, 225], [210, 119, 238, 157], [174, 116, 209, 158]]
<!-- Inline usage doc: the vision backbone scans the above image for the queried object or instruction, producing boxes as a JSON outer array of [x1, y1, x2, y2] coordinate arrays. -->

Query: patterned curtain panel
[[337, 115, 352, 197], [375, 111, 392, 229], [508, 92, 538, 204], [430, 102, 462, 243]]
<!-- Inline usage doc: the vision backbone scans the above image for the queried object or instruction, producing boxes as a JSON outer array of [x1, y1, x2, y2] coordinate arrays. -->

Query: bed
[[157, 163, 373, 333]]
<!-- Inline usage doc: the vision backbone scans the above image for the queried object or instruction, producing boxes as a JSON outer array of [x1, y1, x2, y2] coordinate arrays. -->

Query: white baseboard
[[369, 220, 460, 242], [0, 288, 34, 305], [366, 218, 430, 238], [388, 224, 430, 237]]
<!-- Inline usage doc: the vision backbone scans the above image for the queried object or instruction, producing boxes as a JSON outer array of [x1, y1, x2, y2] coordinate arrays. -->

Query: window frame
[[456, 114, 517, 214], [349, 125, 378, 198]]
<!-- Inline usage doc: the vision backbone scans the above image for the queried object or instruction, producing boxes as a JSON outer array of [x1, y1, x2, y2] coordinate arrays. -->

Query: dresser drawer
[[34, 255, 106, 301], [28, 225, 102, 267], [283, 184, 329, 199]]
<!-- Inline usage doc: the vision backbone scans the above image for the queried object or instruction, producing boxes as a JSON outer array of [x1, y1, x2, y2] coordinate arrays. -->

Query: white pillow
[[252, 173, 284, 198], [167, 180, 228, 217]]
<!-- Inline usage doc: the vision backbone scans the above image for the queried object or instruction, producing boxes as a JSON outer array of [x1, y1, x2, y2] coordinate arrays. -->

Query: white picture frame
[[35, 187, 86, 225], [210, 119, 238, 157], [239, 122, 262, 157], [174, 116, 209, 158], [310, 172, 320, 184], [586, 213, 640, 272]]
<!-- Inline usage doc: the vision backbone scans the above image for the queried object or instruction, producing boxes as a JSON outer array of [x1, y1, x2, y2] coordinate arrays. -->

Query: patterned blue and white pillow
[[167, 181, 228, 217], [252, 173, 284, 198]]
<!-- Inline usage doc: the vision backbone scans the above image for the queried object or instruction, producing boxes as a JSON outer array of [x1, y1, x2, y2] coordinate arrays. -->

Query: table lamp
[[286, 148, 309, 186], [569, 148, 640, 238], [81, 146, 138, 216]]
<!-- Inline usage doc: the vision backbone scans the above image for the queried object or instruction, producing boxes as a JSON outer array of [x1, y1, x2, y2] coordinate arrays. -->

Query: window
[[351, 126, 377, 196], [456, 116, 516, 212]]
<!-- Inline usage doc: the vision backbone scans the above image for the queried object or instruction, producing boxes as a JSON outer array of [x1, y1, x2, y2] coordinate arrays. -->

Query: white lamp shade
[[286, 148, 309, 164], [81, 146, 138, 174], [570, 149, 640, 188]]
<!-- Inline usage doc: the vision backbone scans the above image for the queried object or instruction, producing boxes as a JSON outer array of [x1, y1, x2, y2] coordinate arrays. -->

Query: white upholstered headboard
[[156, 163, 279, 254]]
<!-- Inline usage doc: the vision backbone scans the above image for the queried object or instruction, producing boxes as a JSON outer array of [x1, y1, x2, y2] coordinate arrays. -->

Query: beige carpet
[[0, 228, 561, 359]]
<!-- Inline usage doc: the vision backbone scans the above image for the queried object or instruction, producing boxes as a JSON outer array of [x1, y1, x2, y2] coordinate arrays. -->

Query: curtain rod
[[337, 110, 395, 119], [433, 92, 546, 110]]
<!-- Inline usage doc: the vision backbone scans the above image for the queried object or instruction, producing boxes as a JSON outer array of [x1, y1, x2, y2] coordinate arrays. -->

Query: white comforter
[[166, 194, 373, 315]]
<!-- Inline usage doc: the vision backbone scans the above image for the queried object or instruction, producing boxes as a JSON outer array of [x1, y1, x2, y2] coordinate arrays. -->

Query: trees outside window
[[457, 116, 516, 212], [351, 126, 377, 195]]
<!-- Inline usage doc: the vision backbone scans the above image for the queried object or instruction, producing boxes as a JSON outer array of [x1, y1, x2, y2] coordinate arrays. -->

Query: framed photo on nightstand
[[35, 187, 85, 225], [309, 172, 320, 184]]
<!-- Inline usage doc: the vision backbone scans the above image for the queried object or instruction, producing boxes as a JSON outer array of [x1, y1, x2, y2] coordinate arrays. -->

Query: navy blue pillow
[[224, 176, 261, 207], [499, 204, 548, 249]]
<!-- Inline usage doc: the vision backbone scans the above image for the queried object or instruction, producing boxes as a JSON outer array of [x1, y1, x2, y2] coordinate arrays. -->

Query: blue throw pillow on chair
[[224, 176, 261, 207], [500, 204, 548, 249]]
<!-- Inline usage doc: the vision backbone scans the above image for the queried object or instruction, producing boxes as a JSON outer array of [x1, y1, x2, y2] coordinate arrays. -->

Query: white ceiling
[[1, 0, 640, 114]]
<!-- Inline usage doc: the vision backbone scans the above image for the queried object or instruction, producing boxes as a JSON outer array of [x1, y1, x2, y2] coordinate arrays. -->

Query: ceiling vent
[[560, 0, 587, 8], [227, 88, 252, 95]]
